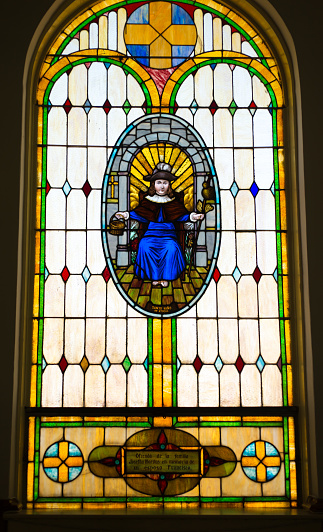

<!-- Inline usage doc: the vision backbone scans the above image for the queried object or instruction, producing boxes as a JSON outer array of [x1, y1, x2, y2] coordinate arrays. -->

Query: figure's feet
[[152, 281, 159, 286], [160, 280, 169, 287]]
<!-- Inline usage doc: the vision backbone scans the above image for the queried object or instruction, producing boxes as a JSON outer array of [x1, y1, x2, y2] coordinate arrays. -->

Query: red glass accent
[[249, 100, 257, 109], [193, 355, 203, 373], [103, 99, 111, 114], [158, 430, 167, 446], [63, 99, 72, 114], [277, 356, 282, 371], [82, 181, 92, 197], [99, 457, 115, 466], [210, 457, 225, 466], [235, 355, 244, 373], [173, 101, 178, 113], [158, 478, 167, 495], [209, 100, 218, 115], [142, 101, 147, 113], [102, 267, 110, 283], [61, 266, 70, 282], [84, 62, 91, 69], [213, 268, 221, 283], [253, 266, 262, 283], [46, 181, 51, 195], [59, 355, 68, 373]]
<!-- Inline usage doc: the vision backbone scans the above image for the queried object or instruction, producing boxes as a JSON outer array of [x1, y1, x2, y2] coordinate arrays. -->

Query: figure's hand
[[191, 212, 205, 221], [115, 211, 129, 220]]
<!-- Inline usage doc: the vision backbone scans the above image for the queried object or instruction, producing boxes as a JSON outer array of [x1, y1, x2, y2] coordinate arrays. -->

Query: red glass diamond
[[84, 62, 91, 69], [209, 100, 218, 115], [63, 98, 72, 114], [277, 356, 282, 371], [173, 101, 178, 113], [249, 100, 257, 109], [102, 267, 110, 283], [213, 268, 221, 283], [46, 181, 51, 195], [103, 99, 111, 114], [158, 478, 167, 495], [142, 101, 147, 113], [59, 355, 68, 373], [158, 430, 167, 446], [193, 355, 203, 373], [253, 266, 262, 283], [61, 266, 70, 282], [82, 181, 92, 197], [235, 355, 244, 373]]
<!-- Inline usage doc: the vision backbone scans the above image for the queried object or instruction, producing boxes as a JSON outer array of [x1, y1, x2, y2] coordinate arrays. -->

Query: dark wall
[[0, 0, 322, 501]]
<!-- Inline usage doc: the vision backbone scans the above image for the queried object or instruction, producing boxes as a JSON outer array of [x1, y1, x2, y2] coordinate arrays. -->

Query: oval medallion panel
[[102, 114, 221, 318]]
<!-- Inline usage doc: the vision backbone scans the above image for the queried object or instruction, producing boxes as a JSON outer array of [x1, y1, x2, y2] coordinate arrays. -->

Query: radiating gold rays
[[129, 143, 194, 210]]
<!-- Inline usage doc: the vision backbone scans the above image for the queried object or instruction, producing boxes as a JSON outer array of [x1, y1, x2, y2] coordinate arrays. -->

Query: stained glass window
[[27, 0, 297, 509]]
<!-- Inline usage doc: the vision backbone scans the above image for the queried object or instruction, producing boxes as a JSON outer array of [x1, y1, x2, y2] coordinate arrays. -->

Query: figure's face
[[155, 179, 170, 196]]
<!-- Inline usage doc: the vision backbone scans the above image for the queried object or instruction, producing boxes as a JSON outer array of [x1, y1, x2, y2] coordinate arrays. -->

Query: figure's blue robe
[[130, 208, 189, 281]]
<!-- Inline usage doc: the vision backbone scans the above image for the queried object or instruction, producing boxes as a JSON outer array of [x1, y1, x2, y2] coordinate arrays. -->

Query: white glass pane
[[43, 318, 63, 363], [255, 190, 275, 230], [214, 109, 232, 147], [127, 107, 144, 125], [127, 365, 147, 407], [220, 191, 235, 230], [241, 365, 261, 406], [106, 319, 126, 363], [86, 318, 105, 363], [49, 73, 68, 105], [67, 147, 86, 188], [62, 38, 79, 55], [65, 319, 84, 363], [195, 66, 213, 106], [65, 275, 85, 317], [232, 32, 241, 52], [127, 319, 147, 363], [88, 63, 107, 106], [85, 365, 105, 407], [106, 365, 126, 406], [68, 108, 87, 145], [197, 279, 217, 317], [199, 366, 219, 406], [239, 319, 259, 363], [175, 108, 193, 125], [88, 108, 107, 147], [222, 24, 232, 50], [236, 190, 255, 230], [233, 109, 253, 147], [253, 75, 271, 107], [127, 74, 145, 106], [213, 17, 222, 50], [233, 67, 252, 107], [99, 15, 108, 49], [220, 365, 240, 406], [178, 366, 197, 407], [176, 75, 194, 107], [42, 365, 62, 407], [89, 22, 99, 49], [107, 280, 127, 317], [238, 276, 258, 317], [241, 40, 258, 57], [68, 64, 87, 106], [86, 276, 106, 317], [177, 319, 196, 363], [108, 65, 126, 106], [108, 11, 117, 50], [87, 189, 101, 230], [262, 365, 283, 406], [214, 64, 232, 107], [67, 190, 86, 229], [218, 319, 238, 363], [217, 231, 235, 274], [47, 147, 66, 187], [214, 148, 233, 189], [254, 148, 274, 189], [107, 108, 126, 147], [217, 276, 237, 317], [256, 231, 277, 273], [236, 232, 256, 273], [63, 365, 84, 407], [47, 108, 67, 145], [66, 231, 86, 274], [44, 275, 64, 317], [260, 319, 281, 362], [46, 231, 65, 273], [203, 13, 213, 52], [194, 108, 213, 148], [88, 147, 107, 188], [87, 231, 106, 273], [253, 109, 273, 147], [258, 276, 279, 317], [197, 319, 217, 363], [234, 149, 253, 189]]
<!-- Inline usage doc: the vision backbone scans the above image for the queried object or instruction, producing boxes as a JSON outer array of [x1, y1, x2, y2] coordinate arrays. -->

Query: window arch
[[20, 0, 308, 509]]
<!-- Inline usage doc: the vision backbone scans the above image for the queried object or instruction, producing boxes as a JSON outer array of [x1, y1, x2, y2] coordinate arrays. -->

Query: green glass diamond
[[122, 356, 132, 373], [123, 100, 131, 115], [229, 100, 237, 116]]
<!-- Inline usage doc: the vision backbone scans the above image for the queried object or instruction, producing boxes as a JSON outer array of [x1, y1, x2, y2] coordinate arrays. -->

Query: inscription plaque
[[126, 450, 200, 474]]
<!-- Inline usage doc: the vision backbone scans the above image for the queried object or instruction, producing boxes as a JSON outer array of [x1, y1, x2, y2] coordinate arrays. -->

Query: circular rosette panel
[[43, 441, 83, 483], [241, 441, 281, 483], [101, 114, 221, 319]]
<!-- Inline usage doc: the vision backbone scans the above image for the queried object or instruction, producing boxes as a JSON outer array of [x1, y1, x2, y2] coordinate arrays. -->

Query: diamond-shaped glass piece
[[250, 182, 259, 197], [46, 181, 51, 195], [229, 100, 237, 116], [83, 99, 92, 114], [62, 180, 71, 196], [235, 355, 244, 373], [256, 355, 265, 373], [42, 357, 47, 371], [248, 100, 257, 115], [61, 266, 70, 282], [253, 266, 262, 283], [123, 100, 131, 115], [82, 266, 91, 283], [193, 355, 203, 373], [229, 64, 236, 71], [144, 357, 148, 371], [270, 182, 275, 196], [47, 101, 52, 112], [232, 266, 242, 283], [189, 99, 198, 115], [59, 355, 68, 373], [273, 268, 278, 282], [209, 100, 218, 115], [230, 181, 239, 197], [213, 267, 221, 283], [215, 356, 223, 373], [103, 99, 111, 114], [122, 356, 131, 373], [102, 267, 110, 283], [277, 356, 282, 371], [101, 356, 110, 373], [45, 267, 49, 281], [82, 181, 92, 197], [177, 357, 181, 371], [80, 356, 89, 373], [268, 102, 273, 115], [63, 98, 72, 114]]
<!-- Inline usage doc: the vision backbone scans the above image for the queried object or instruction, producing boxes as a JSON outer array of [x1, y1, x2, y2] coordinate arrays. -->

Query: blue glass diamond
[[215, 356, 223, 373], [47, 101, 52, 112], [144, 357, 148, 371], [45, 267, 49, 280], [177, 358, 181, 371], [83, 99, 92, 114], [82, 266, 91, 283], [232, 266, 242, 283], [273, 268, 278, 281], [270, 182, 275, 196], [42, 357, 47, 371], [63, 180, 71, 196], [268, 102, 273, 115], [104, 62, 110, 69], [250, 182, 259, 197], [256, 355, 265, 373], [101, 356, 110, 373], [230, 181, 239, 198], [190, 99, 198, 115]]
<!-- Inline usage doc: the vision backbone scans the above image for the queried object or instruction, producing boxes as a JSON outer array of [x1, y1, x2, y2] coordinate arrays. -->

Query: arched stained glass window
[[27, 0, 297, 509]]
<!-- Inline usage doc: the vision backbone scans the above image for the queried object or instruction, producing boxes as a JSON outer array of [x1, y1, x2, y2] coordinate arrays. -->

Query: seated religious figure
[[115, 163, 204, 287]]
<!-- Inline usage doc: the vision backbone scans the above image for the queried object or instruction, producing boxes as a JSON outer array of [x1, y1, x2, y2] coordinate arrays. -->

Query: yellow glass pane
[[141, 147, 156, 171], [84, 502, 126, 509], [285, 320, 291, 364], [227, 12, 257, 38], [32, 320, 38, 364], [28, 418, 35, 462], [153, 417, 173, 427], [35, 189, 41, 229], [98, 15, 108, 49], [252, 35, 272, 59], [278, 149, 285, 188], [200, 416, 241, 422], [245, 502, 290, 508], [153, 364, 162, 407], [37, 147, 42, 187], [34, 232, 40, 274], [281, 232, 288, 274], [162, 319, 172, 364], [280, 190, 287, 230], [287, 364, 293, 405], [177, 417, 198, 422], [283, 275, 290, 317], [41, 416, 82, 422], [29, 365, 37, 407], [117, 8, 127, 54], [250, 60, 275, 84], [27, 463, 34, 502], [163, 365, 172, 407], [34, 503, 82, 509], [271, 83, 284, 108], [243, 417, 282, 422], [194, 9, 203, 55], [148, 145, 160, 167], [288, 417, 296, 461], [152, 319, 162, 363], [33, 275, 39, 318]]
